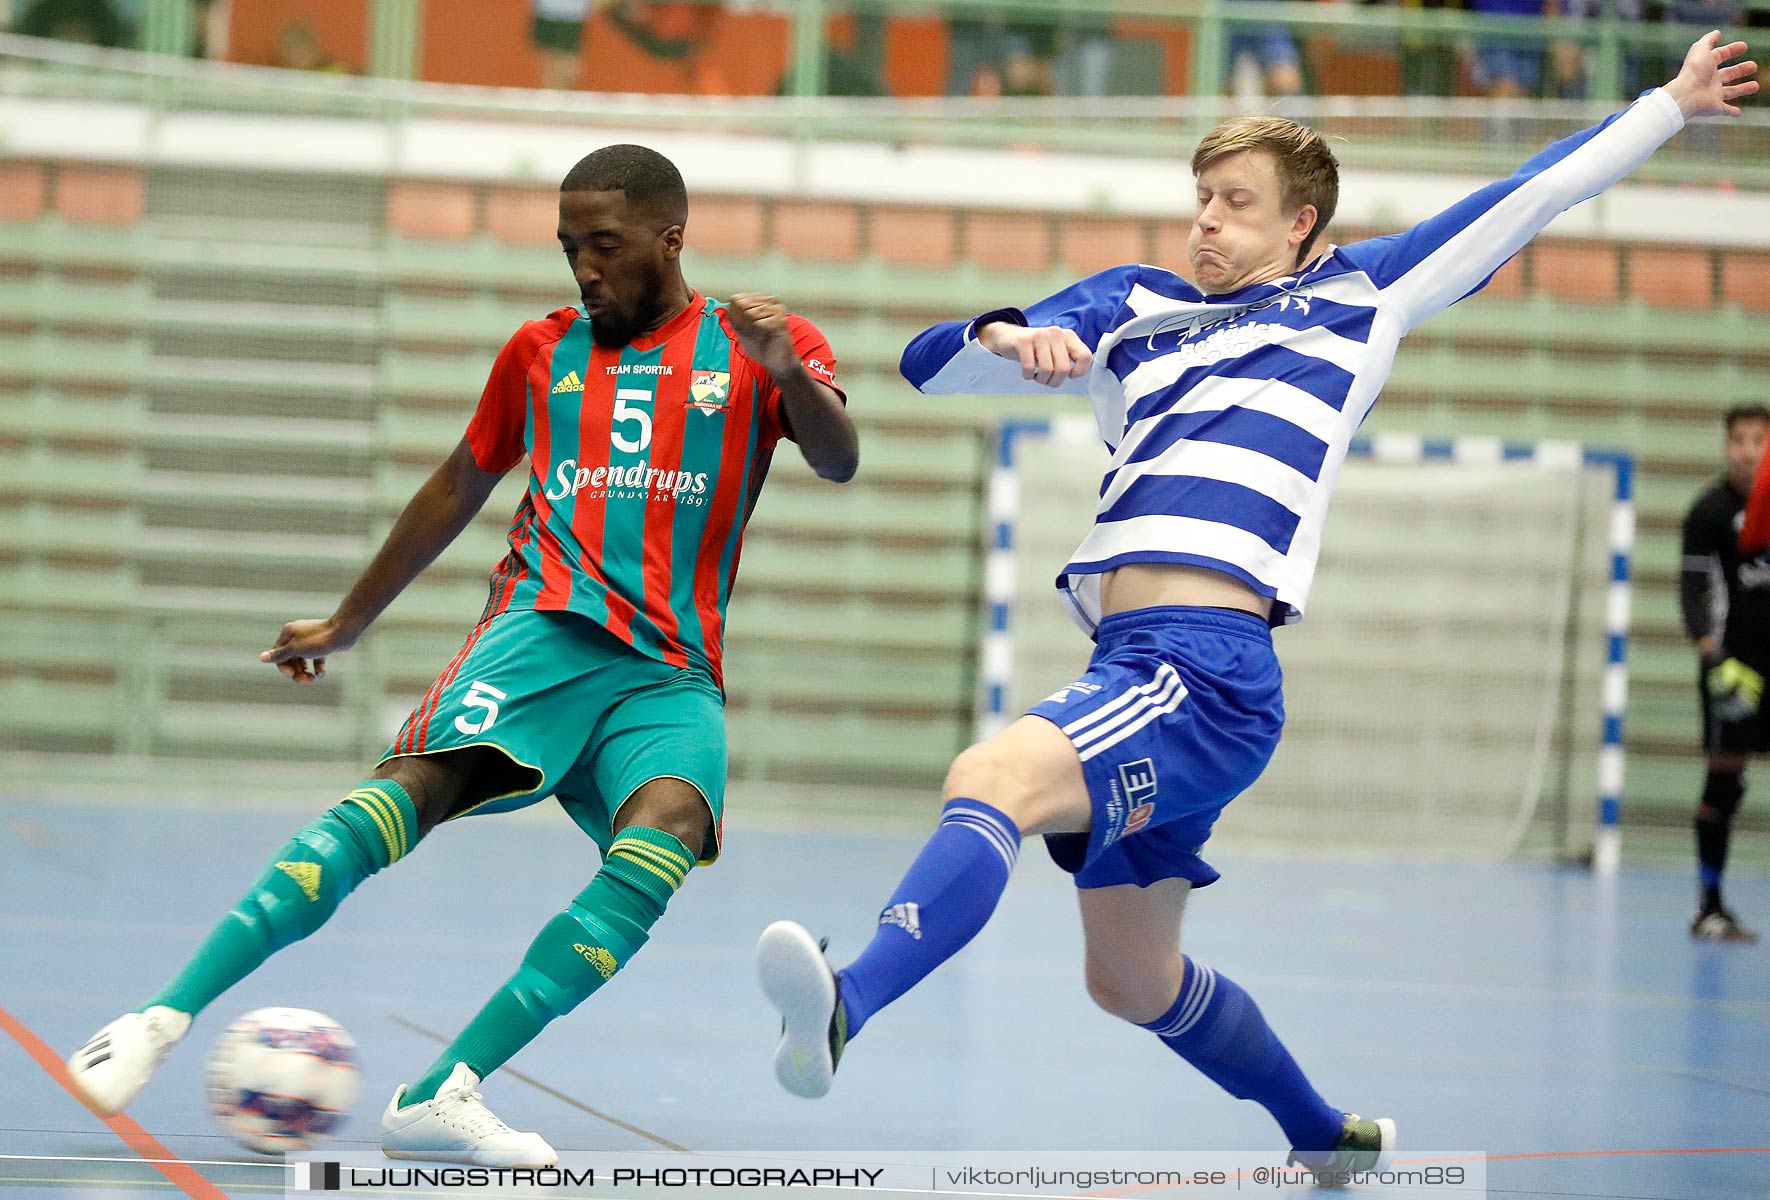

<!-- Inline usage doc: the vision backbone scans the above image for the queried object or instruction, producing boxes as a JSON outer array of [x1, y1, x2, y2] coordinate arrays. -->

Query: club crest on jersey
[[688, 370, 731, 414]]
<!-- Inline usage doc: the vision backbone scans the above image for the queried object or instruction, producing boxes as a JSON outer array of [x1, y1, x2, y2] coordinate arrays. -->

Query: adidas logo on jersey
[[551, 371, 584, 395], [879, 902, 922, 940]]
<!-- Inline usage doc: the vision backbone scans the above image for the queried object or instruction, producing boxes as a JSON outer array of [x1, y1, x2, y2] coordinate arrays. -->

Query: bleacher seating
[[1, 155, 1761, 822]]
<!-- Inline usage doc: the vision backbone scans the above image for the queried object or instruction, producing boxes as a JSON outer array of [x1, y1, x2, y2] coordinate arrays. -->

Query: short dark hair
[[1725, 404, 1770, 432], [560, 144, 687, 229]]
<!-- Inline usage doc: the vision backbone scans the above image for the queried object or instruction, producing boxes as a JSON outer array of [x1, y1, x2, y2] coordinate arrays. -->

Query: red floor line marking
[[0, 1002, 231, 1200]]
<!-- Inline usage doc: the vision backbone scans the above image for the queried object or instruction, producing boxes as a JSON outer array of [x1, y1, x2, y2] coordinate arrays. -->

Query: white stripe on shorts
[[1059, 665, 1177, 739], [1070, 665, 1185, 758], [1077, 676, 1187, 762]]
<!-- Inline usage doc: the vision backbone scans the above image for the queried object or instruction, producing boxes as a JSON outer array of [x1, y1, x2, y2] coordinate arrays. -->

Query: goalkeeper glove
[[1707, 657, 1765, 722]]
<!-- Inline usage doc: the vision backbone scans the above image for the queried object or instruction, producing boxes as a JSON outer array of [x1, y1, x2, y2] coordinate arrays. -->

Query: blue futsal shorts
[[1029, 605, 1284, 890]]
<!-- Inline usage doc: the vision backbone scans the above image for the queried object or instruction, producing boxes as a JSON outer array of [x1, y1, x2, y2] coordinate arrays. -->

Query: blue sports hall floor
[[2, 793, 1767, 1199]]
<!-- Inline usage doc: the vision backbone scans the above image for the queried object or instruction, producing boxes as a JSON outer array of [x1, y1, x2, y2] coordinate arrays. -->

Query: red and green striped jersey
[[464, 293, 842, 688]]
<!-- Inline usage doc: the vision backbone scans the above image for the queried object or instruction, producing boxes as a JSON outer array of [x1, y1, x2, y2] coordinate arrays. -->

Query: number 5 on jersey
[[612, 388, 652, 454], [455, 680, 508, 735]]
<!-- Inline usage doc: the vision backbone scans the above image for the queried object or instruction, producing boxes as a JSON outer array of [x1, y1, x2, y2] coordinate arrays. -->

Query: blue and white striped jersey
[[901, 89, 1685, 633]]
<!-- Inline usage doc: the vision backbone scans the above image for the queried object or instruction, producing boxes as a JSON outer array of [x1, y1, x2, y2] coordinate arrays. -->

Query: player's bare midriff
[[1101, 562, 1272, 621]]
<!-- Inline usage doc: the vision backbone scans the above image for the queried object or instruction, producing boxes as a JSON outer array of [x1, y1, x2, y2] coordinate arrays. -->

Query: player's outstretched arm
[[261, 439, 505, 683], [899, 265, 1140, 396], [1349, 32, 1755, 333], [727, 292, 859, 482]]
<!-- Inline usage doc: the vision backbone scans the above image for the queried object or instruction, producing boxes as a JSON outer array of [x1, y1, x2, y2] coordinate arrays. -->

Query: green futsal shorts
[[380, 609, 726, 863]]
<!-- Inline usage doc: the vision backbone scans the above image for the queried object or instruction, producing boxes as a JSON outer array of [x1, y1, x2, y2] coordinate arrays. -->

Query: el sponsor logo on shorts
[[1118, 759, 1157, 808], [1102, 758, 1157, 846]]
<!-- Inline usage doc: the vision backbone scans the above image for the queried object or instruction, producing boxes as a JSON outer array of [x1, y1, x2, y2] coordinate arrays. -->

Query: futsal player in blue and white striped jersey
[[759, 33, 1757, 1178]]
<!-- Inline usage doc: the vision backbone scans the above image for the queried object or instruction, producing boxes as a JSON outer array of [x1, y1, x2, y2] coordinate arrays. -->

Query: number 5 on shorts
[[455, 680, 508, 735]]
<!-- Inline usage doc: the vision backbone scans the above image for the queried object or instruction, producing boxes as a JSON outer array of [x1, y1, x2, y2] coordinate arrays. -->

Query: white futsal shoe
[[757, 920, 847, 1099], [67, 1006, 191, 1116], [380, 1063, 557, 1168]]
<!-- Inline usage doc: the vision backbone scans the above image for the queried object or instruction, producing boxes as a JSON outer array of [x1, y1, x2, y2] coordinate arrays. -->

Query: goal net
[[982, 417, 1629, 865]]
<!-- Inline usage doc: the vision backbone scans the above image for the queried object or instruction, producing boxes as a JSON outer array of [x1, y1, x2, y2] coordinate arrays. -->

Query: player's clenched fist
[[726, 292, 800, 378], [261, 617, 358, 685], [978, 322, 1093, 388]]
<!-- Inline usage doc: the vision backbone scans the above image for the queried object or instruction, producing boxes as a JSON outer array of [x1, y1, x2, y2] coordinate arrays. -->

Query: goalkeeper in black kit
[[1680, 403, 1770, 943]]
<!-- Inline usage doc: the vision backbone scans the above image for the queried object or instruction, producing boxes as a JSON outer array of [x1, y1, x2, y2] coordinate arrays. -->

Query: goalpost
[[978, 416, 1633, 871]]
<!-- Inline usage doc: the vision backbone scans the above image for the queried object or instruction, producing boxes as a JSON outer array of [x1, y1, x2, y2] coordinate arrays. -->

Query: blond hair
[[1191, 117, 1339, 266]]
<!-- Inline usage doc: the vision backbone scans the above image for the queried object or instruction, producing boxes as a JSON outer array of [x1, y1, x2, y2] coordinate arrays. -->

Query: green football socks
[[143, 782, 418, 1017], [403, 826, 693, 1105]]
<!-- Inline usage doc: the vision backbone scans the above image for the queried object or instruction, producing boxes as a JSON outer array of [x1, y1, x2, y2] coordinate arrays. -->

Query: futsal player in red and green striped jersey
[[67, 144, 858, 1166]]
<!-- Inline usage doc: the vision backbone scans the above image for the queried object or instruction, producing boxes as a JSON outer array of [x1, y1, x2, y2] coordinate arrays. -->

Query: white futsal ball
[[206, 1007, 359, 1153]]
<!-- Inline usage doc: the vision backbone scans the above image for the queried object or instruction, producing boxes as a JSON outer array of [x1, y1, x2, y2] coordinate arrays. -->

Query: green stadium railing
[[8, 30, 1770, 189]]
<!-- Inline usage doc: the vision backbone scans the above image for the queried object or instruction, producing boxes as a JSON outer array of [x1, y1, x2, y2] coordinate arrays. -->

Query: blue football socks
[[1143, 956, 1344, 1151], [837, 798, 1022, 1038]]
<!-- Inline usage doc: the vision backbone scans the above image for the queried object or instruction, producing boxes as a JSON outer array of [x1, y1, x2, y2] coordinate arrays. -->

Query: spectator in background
[[1662, 0, 1740, 156], [1466, 0, 1545, 97], [532, 0, 597, 90], [1550, 0, 1596, 99], [1054, 13, 1117, 97], [272, 20, 349, 73], [997, 22, 1058, 96], [944, 10, 1130, 99], [943, 14, 995, 94], [1224, 0, 1304, 98], [1664, 0, 1743, 76], [830, 7, 889, 96], [15, 0, 133, 47], [1392, 0, 1465, 98], [1550, 0, 1644, 100], [780, 4, 888, 96], [946, 14, 1058, 97], [531, 0, 724, 93]]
